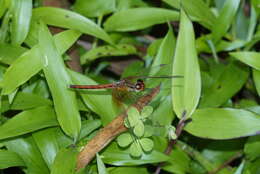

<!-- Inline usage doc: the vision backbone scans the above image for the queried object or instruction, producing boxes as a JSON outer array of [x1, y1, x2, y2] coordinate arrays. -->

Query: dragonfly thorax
[[115, 79, 145, 92]]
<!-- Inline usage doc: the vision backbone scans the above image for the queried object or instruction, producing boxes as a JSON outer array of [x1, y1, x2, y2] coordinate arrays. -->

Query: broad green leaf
[[0, 43, 28, 64], [0, 0, 8, 18], [196, 35, 246, 53], [97, 153, 108, 174], [150, 96, 175, 126], [0, 106, 57, 140], [129, 142, 142, 158], [116, 0, 148, 11], [104, 8, 179, 32], [50, 148, 78, 174], [5, 136, 49, 174], [211, 0, 241, 42], [172, 10, 201, 119], [117, 133, 133, 148], [150, 27, 176, 68], [68, 69, 117, 125], [253, 69, 260, 96], [32, 128, 59, 169], [33, 7, 112, 44], [102, 143, 170, 165], [200, 62, 249, 108], [38, 22, 81, 139], [243, 158, 260, 174], [163, 0, 216, 29], [201, 140, 243, 167], [78, 120, 101, 140], [185, 108, 260, 139], [230, 51, 260, 70], [139, 138, 153, 152], [81, 44, 137, 64], [163, 147, 190, 174], [2, 46, 43, 95], [234, 4, 255, 41], [74, 0, 116, 17], [2, 29, 81, 95], [244, 135, 260, 161], [10, 92, 52, 110], [10, 0, 32, 45], [0, 10, 11, 43], [108, 167, 149, 174], [0, 150, 25, 169]]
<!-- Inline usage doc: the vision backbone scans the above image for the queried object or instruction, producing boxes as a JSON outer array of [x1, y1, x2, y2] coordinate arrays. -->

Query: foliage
[[0, 0, 260, 174]]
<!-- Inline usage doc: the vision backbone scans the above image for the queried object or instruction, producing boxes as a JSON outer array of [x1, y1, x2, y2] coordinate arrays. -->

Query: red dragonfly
[[70, 75, 182, 104]]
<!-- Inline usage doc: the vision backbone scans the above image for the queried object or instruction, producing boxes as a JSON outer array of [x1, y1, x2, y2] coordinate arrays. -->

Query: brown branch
[[208, 151, 243, 174], [76, 85, 161, 171], [154, 111, 187, 174]]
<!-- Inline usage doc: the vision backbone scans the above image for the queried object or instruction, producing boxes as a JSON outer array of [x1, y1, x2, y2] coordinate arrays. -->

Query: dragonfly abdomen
[[69, 84, 115, 89]]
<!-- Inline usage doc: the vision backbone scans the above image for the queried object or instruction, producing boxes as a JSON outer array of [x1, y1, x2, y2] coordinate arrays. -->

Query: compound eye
[[135, 84, 141, 90], [135, 79, 145, 91]]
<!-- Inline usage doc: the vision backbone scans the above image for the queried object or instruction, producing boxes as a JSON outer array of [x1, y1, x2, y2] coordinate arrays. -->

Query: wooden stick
[[76, 85, 161, 171]]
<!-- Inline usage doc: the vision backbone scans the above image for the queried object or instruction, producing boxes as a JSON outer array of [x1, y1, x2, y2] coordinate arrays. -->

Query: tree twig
[[76, 85, 161, 171], [208, 151, 243, 174]]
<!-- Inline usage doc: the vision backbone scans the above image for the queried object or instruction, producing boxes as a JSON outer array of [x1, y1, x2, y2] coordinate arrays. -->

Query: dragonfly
[[69, 74, 183, 105]]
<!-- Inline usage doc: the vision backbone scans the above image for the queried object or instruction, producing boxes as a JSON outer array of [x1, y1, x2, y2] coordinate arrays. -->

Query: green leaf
[[10, 0, 32, 45], [0, 106, 58, 140], [117, 133, 133, 148], [143, 125, 154, 137], [127, 107, 140, 127], [140, 106, 153, 119], [0, 0, 8, 18], [38, 22, 81, 139], [97, 153, 108, 174], [162, 146, 190, 174], [185, 108, 260, 139], [129, 142, 142, 158], [150, 96, 175, 126], [78, 120, 102, 140], [33, 7, 112, 44], [102, 143, 170, 165], [2, 29, 81, 95], [68, 69, 117, 125], [244, 135, 260, 161], [104, 8, 179, 32], [108, 167, 149, 174], [0, 43, 28, 64], [253, 69, 260, 96], [10, 92, 52, 110], [133, 121, 145, 137], [5, 136, 49, 174], [230, 51, 260, 70], [199, 62, 249, 108], [151, 27, 176, 68], [74, 0, 116, 17], [139, 138, 154, 152], [32, 128, 59, 169], [211, 0, 241, 42], [50, 148, 78, 174], [172, 10, 201, 119], [81, 44, 137, 64], [0, 150, 25, 169], [163, 0, 216, 29]]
